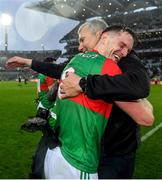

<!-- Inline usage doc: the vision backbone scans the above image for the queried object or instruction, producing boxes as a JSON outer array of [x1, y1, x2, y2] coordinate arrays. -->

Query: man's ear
[[96, 30, 103, 38], [100, 32, 108, 43]]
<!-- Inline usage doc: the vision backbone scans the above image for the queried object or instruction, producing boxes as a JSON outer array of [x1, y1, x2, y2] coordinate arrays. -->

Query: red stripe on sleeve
[[40, 77, 54, 91], [102, 58, 122, 75], [45, 77, 54, 86]]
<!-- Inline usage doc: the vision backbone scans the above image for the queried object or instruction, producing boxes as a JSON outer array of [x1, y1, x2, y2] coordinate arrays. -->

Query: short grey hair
[[78, 18, 108, 35]]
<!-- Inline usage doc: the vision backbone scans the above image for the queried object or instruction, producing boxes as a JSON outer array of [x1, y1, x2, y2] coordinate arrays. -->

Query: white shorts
[[44, 147, 98, 179]]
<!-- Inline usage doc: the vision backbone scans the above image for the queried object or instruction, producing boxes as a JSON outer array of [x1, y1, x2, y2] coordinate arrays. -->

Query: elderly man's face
[[78, 26, 101, 52]]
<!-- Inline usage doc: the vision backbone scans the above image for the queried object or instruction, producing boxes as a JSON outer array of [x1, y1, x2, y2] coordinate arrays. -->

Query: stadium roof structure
[[27, 0, 162, 22], [27, 0, 162, 59]]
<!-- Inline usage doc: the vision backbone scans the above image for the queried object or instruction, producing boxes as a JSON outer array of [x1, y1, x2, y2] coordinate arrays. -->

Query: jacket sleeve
[[31, 60, 67, 79], [85, 52, 150, 101]]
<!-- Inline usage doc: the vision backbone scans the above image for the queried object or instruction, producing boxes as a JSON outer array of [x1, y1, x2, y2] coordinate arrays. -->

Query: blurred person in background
[[18, 74, 22, 86], [21, 57, 58, 178], [21, 57, 56, 131]]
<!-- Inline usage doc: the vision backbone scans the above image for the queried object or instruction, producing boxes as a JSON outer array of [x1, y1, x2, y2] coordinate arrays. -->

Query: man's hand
[[5, 56, 32, 69], [60, 73, 82, 99]]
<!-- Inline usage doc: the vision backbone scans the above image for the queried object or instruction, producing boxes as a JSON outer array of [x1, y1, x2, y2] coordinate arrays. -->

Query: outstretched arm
[[31, 60, 66, 79], [6, 56, 67, 79], [60, 67, 149, 101], [6, 56, 32, 67]]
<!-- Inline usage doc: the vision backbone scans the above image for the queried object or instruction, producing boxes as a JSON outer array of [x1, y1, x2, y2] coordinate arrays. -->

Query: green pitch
[[0, 81, 41, 178], [134, 85, 162, 179], [0, 81, 161, 178]]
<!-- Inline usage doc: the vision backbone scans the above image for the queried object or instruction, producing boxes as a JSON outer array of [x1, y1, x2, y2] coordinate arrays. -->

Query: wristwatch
[[79, 77, 87, 92]]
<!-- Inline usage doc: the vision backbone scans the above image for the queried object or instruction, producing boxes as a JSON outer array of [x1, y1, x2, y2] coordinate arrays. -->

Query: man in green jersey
[[44, 25, 135, 179]]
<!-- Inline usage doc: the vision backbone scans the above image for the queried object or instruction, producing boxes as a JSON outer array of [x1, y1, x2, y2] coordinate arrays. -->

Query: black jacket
[[102, 104, 141, 156], [31, 60, 66, 79]]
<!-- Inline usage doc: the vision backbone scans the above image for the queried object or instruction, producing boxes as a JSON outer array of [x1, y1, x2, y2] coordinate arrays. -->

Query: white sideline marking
[[141, 122, 162, 142]]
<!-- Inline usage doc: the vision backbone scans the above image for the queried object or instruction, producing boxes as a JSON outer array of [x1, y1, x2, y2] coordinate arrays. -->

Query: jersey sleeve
[[45, 77, 54, 87], [102, 59, 122, 76]]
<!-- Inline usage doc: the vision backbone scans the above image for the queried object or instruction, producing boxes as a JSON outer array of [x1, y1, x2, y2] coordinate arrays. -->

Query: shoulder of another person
[[103, 59, 122, 75], [119, 51, 142, 65], [118, 57, 147, 74], [39, 73, 45, 78]]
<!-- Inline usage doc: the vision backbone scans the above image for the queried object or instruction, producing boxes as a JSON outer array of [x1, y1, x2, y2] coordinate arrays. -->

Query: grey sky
[[0, 0, 79, 51]]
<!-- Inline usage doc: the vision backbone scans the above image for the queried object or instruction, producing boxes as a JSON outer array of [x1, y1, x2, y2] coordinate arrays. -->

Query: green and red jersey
[[50, 51, 122, 173], [37, 74, 54, 109]]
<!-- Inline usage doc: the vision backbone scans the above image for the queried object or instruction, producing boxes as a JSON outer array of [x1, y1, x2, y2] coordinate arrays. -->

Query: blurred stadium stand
[[1, 0, 162, 81], [0, 50, 61, 80], [27, 0, 162, 81]]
